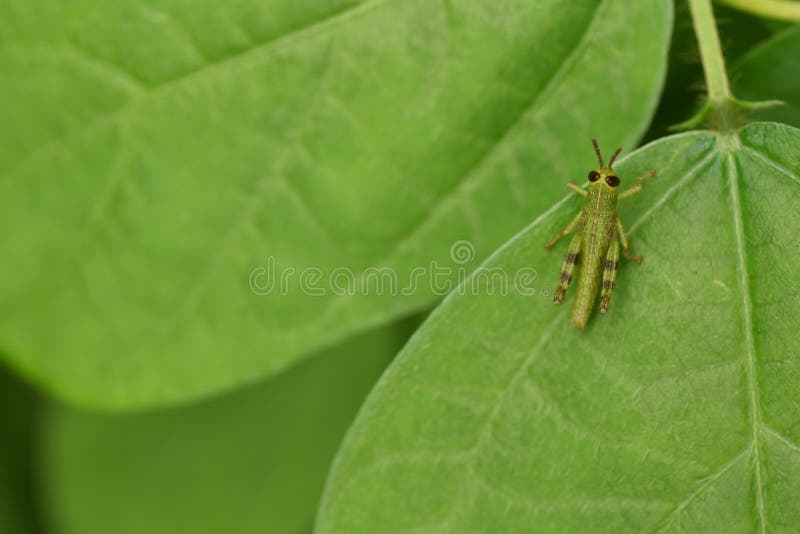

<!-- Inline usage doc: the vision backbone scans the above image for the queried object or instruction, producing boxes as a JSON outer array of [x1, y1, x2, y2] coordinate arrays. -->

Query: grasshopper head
[[588, 138, 622, 191]]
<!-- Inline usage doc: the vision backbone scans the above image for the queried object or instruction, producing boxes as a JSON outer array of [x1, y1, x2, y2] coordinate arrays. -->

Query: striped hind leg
[[553, 232, 582, 305], [599, 239, 620, 313]]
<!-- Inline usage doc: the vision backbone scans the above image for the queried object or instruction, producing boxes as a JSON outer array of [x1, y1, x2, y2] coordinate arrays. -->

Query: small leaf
[[0, 0, 671, 409], [734, 25, 800, 128], [317, 123, 800, 532], [40, 319, 415, 534]]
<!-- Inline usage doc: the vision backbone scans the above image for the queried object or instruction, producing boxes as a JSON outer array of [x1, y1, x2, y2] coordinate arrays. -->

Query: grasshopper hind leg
[[553, 232, 582, 305], [599, 239, 620, 313]]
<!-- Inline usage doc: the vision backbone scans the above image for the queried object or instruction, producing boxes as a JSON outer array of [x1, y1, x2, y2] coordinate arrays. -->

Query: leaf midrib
[[656, 136, 771, 530], [726, 141, 766, 533]]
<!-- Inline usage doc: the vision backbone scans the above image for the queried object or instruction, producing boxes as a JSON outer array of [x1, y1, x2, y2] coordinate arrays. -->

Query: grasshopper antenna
[[608, 147, 623, 169], [591, 138, 604, 168]]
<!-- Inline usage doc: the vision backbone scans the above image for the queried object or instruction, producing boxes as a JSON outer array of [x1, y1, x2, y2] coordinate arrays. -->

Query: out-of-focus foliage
[[733, 25, 800, 128], [0, 0, 671, 410], [41, 318, 417, 534], [0, 367, 40, 534]]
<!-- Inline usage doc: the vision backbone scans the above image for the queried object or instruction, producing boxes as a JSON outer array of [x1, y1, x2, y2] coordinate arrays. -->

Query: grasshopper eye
[[588, 170, 600, 182], [605, 175, 620, 187]]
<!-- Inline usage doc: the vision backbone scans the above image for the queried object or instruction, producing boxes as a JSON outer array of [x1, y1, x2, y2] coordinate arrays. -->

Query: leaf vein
[[628, 147, 717, 234], [439, 309, 565, 527], [656, 448, 749, 532], [740, 145, 800, 187], [469, 463, 671, 514], [762, 425, 800, 455]]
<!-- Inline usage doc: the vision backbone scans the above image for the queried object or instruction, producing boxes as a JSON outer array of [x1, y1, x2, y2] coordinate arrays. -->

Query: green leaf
[[40, 317, 416, 534], [317, 123, 800, 532], [733, 25, 800, 128], [0, 0, 671, 409], [0, 367, 41, 534]]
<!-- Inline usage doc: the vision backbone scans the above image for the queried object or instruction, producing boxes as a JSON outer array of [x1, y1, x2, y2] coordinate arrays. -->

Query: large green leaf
[[40, 317, 416, 534], [734, 25, 800, 129], [0, 0, 671, 409], [317, 123, 800, 532]]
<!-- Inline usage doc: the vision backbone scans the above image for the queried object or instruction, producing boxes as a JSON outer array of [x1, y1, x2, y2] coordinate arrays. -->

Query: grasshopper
[[545, 139, 655, 329]]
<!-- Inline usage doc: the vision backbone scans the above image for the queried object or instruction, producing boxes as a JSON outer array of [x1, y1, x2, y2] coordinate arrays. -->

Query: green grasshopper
[[545, 139, 655, 329]]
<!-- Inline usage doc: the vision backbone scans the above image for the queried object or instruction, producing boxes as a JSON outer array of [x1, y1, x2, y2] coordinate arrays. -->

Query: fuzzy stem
[[672, 0, 785, 132], [688, 0, 731, 103]]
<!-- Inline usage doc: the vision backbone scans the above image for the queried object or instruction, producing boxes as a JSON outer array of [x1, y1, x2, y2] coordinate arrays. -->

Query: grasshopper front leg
[[618, 169, 656, 200], [553, 232, 582, 305], [567, 182, 588, 196], [545, 211, 582, 250], [616, 217, 642, 264]]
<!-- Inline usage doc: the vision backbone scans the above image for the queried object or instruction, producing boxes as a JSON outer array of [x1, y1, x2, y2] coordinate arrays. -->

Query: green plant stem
[[688, 0, 731, 104], [717, 0, 800, 22], [672, 0, 786, 132]]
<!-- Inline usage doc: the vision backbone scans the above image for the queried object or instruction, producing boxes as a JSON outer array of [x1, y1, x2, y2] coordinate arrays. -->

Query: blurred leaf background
[[0, 0, 670, 409], [0, 0, 799, 532]]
